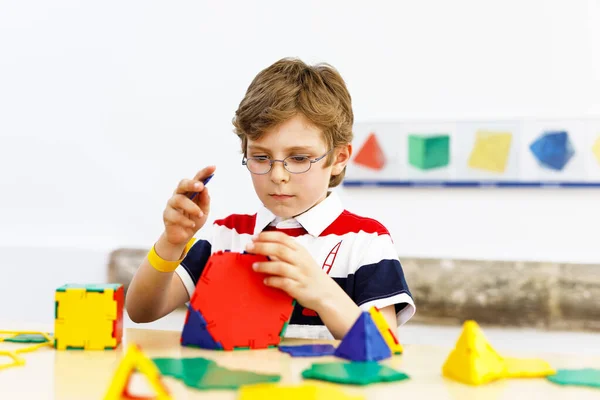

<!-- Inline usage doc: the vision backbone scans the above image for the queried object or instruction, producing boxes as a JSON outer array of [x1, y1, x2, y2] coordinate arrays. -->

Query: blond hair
[[232, 58, 353, 187]]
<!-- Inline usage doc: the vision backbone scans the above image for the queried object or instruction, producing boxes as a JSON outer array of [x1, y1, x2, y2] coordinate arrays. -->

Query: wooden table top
[[1, 327, 599, 399]]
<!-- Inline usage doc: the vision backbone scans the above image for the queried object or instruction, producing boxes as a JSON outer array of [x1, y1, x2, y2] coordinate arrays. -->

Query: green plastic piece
[[56, 283, 121, 293], [233, 346, 251, 351], [152, 357, 280, 390], [5, 334, 51, 343], [546, 369, 600, 389], [408, 134, 450, 170], [302, 362, 409, 386]]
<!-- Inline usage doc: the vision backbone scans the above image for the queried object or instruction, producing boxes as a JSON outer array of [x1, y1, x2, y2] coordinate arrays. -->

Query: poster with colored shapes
[[343, 118, 600, 188]]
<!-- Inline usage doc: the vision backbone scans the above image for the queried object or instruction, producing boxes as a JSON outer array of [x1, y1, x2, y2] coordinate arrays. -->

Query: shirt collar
[[254, 191, 344, 237]]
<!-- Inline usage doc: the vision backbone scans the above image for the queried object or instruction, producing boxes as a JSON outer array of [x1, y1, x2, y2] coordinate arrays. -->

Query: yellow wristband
[[148, 238, 197, 272]]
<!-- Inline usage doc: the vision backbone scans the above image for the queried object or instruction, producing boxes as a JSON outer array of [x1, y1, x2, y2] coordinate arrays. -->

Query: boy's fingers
[[193, 165, 216, 182], [253, 231, 297, 250], [246, 242, 293, 263], [168, 195, 203, 218], [252, 261, 300, 281], [163, 208, 196, 229], [175, 179, 204, 195], [263, 276, 297, 293]]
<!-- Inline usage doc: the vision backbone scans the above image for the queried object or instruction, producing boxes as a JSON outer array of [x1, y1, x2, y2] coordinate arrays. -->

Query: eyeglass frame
[[242, 148, 334, 175]]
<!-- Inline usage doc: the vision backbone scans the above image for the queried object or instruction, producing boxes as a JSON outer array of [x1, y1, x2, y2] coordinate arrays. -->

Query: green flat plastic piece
[[5, 334, 51, 343], [302, 362, 409, 386], [152, 357, 280, 390], [56, 283, 121, 293], [546, 369, 600, 389]]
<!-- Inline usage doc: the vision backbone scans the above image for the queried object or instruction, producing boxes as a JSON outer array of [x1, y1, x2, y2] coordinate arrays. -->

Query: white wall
[[1, 0, 599, 266]]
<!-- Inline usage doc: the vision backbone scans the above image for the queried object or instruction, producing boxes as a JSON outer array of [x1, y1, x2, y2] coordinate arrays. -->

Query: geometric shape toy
[[151, 356, 280, 390], [334, 312, 391, 362], [368, 306, 403, 354], [442, 320, 507, 385], [0, 330, 53, 370], [278, 344, 336, 357], [529, 130, 575, 171], [238, 383, 365, 400], [180, 305, 222, 350], [546, 368, 600, 389], [302, 361, 409, 386], [467, 131, 513, 173], [353, 132, 386, 170], [503, 357, 555, 378], [408, 134, 450, 170], [592, 135, 600, 165], [54, 283, 124, 350], [186, 251, 295, 350], [104, 343, 172, 400]]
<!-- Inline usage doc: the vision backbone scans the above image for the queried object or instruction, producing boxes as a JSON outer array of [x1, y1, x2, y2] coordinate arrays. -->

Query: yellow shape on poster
[[368, 306, 403, 354], [467, 131, 513, 173], [239, 383, 364, 400], [442, 320, 507, 385], [593, 136, 600, 165], [503, 357, 556, 378]]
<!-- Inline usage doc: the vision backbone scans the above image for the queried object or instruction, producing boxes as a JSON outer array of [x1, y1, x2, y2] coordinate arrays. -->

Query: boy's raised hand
[[246, 231, 340, 312], [163, 166, 216, 246]]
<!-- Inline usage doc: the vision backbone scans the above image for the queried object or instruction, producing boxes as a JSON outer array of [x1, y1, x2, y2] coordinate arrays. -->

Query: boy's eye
[[288, 156, 309, 163], [252, 156, 270, 162]]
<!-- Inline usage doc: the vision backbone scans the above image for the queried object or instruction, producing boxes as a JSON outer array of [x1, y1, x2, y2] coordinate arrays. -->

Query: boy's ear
[[331, 144, 352, 175]]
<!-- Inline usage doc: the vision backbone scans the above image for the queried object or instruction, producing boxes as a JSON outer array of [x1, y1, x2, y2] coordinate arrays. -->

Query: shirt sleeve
[[174, 226, 213, 298], [352, 232, 416, 327]]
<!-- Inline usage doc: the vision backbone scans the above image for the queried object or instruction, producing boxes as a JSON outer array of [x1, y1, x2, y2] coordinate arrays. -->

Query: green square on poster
[[408, 134, 450, 170]]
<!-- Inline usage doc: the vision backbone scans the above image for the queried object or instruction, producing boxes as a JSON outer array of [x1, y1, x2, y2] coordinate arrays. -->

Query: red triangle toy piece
[[334, 311, 391, 362], [353, 132, 386, 170], [187, 251, 295, 350]]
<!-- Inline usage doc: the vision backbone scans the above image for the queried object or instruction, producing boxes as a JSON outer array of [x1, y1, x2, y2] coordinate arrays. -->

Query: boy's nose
[[270, 160, 290, 183]]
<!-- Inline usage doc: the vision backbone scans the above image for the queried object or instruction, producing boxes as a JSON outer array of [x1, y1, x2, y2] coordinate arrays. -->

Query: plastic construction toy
[[278, 344, 336, 357], [334, 311, 391, 362], [238, 382, 365, 400], [151, 356, 280, 390], [182, 251, 295, 350], [368, 306, 403, 354], [302, 362, 409, 386], [54, 283, 124, 350], [547, 368, 600, 389], [442, 320, 555, 386], [0, 330, 53, 370], [104, 344, 172, 400]]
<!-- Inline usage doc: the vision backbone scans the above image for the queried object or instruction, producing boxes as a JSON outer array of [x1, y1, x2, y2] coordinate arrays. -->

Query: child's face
[[246, 114, 350, 219]]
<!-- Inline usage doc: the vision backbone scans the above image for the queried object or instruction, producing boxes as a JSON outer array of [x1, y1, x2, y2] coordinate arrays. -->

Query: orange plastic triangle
[[104, 343, 172, 400], [353, 132, 386, 170]]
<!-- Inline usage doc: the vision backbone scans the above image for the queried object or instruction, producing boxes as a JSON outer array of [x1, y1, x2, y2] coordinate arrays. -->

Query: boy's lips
[[269, 193, 294, 200]]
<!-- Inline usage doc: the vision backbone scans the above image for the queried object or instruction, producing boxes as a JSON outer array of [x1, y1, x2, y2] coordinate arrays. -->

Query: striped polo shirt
[[175, 191, 415, 339]]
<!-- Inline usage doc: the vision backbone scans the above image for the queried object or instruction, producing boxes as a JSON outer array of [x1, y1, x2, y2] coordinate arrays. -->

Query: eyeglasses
[[242, 149, 333, 175]]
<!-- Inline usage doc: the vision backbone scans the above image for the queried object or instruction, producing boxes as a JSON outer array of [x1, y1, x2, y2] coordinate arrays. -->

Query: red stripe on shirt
[[214, 214, 257, 235], [320, 210, 390, 237]]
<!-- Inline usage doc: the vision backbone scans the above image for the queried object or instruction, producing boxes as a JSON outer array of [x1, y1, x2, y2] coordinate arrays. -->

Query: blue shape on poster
[[334, 312, 391, 362], [278, 344, 336, 357], [529, 131, 575, 171], [181, 304, 223, 350]]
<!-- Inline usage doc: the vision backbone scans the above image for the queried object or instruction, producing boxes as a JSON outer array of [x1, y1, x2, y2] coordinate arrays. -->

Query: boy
[[125, 58, 415, 339]]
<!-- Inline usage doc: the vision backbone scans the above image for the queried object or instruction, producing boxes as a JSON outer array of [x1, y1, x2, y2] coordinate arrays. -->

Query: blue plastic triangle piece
[[181, 305, 223, 350], [334, 312, 391, 361]]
